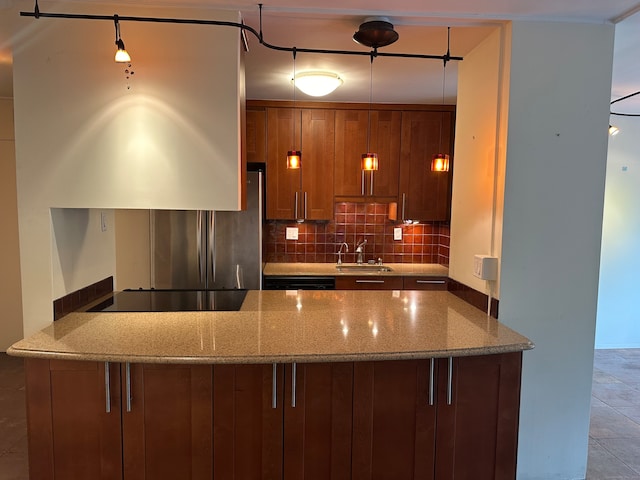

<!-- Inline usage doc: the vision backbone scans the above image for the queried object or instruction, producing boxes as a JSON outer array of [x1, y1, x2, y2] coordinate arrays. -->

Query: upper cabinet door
[[334, 109, 400, 201], [300, 108, 335, 220], [246, 109, 267, 163], [266, 108, 302, 220], [399, 110, 454, 221]]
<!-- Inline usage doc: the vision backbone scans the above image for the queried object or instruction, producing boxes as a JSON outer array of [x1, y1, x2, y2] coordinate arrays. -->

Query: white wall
[[596, 115, 640, 348], [11, 3, 243, 336], [0, 98, 24, 350], [114, 209, 151, 290], [450, 27, 506, 300], [498, 22, 613, 480]]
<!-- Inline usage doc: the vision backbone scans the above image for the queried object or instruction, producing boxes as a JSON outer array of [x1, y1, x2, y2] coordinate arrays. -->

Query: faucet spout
[[355, 239, 367, 264], [337, 242, 349, 265]]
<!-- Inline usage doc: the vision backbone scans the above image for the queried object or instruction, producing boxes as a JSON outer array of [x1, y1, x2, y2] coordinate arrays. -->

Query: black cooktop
[[88, 289, 248, 313]]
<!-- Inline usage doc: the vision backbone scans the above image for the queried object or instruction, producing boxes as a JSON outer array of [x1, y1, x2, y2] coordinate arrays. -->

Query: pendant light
[[287, 48, 302, 169], [362, 53, 379, 171], [113, 15, 131, 63], [431, 28, 451, 173]]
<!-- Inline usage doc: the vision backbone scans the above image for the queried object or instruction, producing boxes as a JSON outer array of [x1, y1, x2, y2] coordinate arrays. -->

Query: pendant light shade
[[287, 151, 301, 169], [361, 153, 379, 171], [431, 153, 450, 172], [609, 124, 620, 136]]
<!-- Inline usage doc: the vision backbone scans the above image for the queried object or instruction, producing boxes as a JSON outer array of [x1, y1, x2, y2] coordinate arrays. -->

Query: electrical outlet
[[394, 227, 402, 241], [286, 227, 299, 240]]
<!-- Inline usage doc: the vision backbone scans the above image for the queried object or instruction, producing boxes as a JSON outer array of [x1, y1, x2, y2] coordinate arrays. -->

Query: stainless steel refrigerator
[[150, 171, 263, 290]]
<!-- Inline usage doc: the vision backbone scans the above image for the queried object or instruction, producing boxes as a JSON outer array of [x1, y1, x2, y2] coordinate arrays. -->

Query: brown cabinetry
[[399, 110, 454, 221], [335, 275, 404, 290], [265, 107, 335, 220], [334, 109, 400, 201], [245, 108, 267, 163], [25, 360, 213, 480]]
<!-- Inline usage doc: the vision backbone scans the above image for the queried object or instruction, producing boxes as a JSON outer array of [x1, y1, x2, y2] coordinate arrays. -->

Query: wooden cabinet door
[[283, 362, 353, 480], [399, 111, 453, 221], [266, 107, 302, 219], [212, 364, 284, 480], [25, 358, 123, 480], [335, 276, 404, 290], [352, 360, 437, 480], [434, 353, 522, 480], [122, 364, 213, 480], [300, 108, 335, 220], [403, 276, 448, 291], [246, 108, 267, 163], [335, 110, 401, 201]]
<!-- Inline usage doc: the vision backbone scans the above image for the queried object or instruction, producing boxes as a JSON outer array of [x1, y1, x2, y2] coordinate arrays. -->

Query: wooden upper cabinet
[[265, 107, 334, 220], [399, 110, 454, 221], [245, 108, 266, 163], [335, 109, 400, 201]]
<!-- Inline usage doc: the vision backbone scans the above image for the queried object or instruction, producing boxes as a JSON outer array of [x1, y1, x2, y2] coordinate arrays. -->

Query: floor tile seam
[[611, 408, 640, 426], [596, 441, 640, 475]]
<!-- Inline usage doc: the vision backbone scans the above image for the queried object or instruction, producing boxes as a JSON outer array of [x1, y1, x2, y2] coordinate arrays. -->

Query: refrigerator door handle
[[196, 211, 205, 285], [209, 211, 216, 288]]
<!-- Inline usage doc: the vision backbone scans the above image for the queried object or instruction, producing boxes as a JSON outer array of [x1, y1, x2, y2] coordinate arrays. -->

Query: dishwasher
[[262, 275, 336, 290]]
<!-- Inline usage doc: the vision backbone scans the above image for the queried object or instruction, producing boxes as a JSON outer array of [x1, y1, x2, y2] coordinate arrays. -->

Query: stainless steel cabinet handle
[[428, 358, 434, 406], [304, 192, 308, 219], [402, 193, 406, 221], [125, 362, 132, 412], [361, 170, 365, 195], [196, 211, 204, 284], [291, 362, 297, 408], [355, 280, 385, 284], [294, 192, 299, 220], [271, 363, 277, 409], [370, 171, 374, 195], [447, 357, 453, 405], [416, 280, 446, 284], [104, 362, 111, 413], [209, 211, 216, 286]]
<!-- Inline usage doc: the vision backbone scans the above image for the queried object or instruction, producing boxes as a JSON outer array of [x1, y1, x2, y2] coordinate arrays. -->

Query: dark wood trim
[[53, 276, 113, 320], [247, 99, 456, 113], [447, 278, 499, 318]]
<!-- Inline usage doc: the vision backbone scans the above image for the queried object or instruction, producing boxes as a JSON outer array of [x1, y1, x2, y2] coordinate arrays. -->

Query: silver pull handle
[[447, 357, 453, 405], [294, 192, 299, 220], [370, 171, 374, 195], [304, 192, 308, 219], [355, 280, 385, 284], [209, 212, 215, 287], [126, 362, 132, 412], [196, 211, 204, 284], [416, 280, 446, 284], [361, 170, 365, 195], [428, 358, 434, 406], [291, 363, 297, 408], [402, 193, 406, 221], [104, 362, 111, 413], [272, 363, 277, 409]]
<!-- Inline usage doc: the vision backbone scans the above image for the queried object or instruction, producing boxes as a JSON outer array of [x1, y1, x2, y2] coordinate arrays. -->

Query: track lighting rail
[[20, 1, 463, 65]]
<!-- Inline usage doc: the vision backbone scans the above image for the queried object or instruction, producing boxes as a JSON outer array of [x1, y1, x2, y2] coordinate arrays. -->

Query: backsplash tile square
[[264, 203, 449, 265]]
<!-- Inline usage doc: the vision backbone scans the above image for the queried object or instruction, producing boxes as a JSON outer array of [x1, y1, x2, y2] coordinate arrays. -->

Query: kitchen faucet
[[355, 239, 367, 264], [337, 242, 349, 265]]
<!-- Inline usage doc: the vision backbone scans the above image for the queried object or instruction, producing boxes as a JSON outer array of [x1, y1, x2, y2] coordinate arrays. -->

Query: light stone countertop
[[263, 262, 449, 276], [8, 290, 533, 364]]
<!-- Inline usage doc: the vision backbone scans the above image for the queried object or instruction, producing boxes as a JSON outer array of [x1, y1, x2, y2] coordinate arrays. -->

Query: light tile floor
[[0, 350, 638, 479]]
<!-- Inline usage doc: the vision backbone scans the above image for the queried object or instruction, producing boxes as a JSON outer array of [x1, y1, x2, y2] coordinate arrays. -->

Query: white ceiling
[[1, 0, 640, 113]]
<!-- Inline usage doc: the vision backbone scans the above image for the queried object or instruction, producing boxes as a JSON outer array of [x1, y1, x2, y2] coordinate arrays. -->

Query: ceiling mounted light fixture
[[293, 71, 343, 97], [287, 48, 302, 169], [431, 27, 452, 173], [609, 124, 620, 136], [361, 53, 379, 172], [113, 15, 131, 63], [353, 17, 399, 49]]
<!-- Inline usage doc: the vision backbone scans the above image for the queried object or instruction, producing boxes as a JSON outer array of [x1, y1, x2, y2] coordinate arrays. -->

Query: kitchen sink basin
[[336, 264, 393, 272]]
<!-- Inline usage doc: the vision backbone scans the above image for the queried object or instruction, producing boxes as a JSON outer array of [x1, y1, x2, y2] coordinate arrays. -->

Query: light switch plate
[[394, 227, 402, 241], [286, 227, 299, 240]]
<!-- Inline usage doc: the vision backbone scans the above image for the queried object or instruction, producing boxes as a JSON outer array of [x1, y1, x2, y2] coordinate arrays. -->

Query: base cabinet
[[24, 353, 521, 480]]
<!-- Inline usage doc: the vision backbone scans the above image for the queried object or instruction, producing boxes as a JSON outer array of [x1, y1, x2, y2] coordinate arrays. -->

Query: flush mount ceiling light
[[292, 71, 343, 97], [608, 124, 620, 136], [353, 17, 399, 49]]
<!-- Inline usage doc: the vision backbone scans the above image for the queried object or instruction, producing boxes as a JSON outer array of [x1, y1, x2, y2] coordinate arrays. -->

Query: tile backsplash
[[264, 203, 450, 265]]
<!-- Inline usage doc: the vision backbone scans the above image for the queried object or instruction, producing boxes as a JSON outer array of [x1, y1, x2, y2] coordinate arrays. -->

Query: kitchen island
[[9, 290, 533, 480]]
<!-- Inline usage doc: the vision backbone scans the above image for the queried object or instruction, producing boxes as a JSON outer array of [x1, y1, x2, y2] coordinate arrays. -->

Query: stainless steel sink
[[335, 264, 393, 272]]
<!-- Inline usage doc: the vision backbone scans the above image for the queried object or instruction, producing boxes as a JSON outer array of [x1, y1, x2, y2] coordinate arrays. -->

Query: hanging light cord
[[437, 27, 450, 153], [367, 52, 375, 152], [292, 47, 297, 150]]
